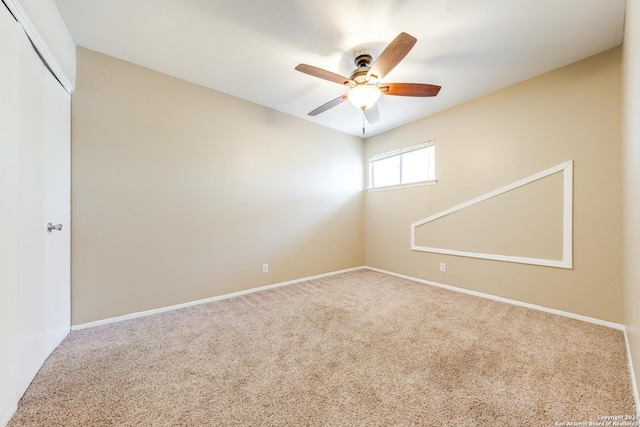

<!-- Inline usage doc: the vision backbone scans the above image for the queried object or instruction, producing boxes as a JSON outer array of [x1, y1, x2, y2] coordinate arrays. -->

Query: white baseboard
[[623, 328, 640, 417], [365, 266, 624, 331], [71, 266, 366, 331], [367, 267, 640, 411], [75, 265, 625, 332], [64, 265, 640, 415], [64, 265, 640, 417]]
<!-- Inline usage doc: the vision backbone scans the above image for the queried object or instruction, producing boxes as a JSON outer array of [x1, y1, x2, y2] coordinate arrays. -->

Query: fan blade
[[295, 64, 352, 86], [380, 83, 441, 97], [364, 104, 380, 124], [308, 94, 348, 116], [367, 32, 417, 82]]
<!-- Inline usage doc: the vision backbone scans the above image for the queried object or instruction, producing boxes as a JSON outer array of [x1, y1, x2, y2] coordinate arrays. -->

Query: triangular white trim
[[411, 161, 573, 269]]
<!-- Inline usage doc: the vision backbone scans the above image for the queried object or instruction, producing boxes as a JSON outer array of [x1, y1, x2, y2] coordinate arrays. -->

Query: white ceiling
[[55, 0, 625, 138]]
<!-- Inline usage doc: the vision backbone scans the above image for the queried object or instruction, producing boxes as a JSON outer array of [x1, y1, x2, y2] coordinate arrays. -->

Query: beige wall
[[72, 44, 627, 328], [71, 47, 364, 325], [365, 47, 623, 323], [623, 0, 640, 406]]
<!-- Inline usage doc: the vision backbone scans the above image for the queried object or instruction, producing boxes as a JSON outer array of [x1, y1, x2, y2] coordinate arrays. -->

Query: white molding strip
[[2, 0, 73, 93], [366, 266, 624, 331], [71, 266, 366, 331], [624, 329, 640, 416], [411, 161, 573, 269]]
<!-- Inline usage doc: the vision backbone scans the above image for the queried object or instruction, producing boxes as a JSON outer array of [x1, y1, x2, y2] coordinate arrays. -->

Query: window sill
[[367, 179, 437, 192]]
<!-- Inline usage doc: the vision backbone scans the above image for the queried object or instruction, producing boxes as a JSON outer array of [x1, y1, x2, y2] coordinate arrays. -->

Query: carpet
[[8, 269, 636, 426]]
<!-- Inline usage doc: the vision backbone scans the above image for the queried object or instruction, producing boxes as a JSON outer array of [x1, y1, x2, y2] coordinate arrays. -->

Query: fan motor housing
[[350, 54, 373, 83], [354, 54, 372, 68]]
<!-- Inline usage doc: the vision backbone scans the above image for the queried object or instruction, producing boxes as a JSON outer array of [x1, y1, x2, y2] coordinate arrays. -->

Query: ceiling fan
[[295, 32, 441, 130]]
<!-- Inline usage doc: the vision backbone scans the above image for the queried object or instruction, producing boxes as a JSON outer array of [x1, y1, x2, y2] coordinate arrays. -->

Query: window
[[369, 141, 435, 190]]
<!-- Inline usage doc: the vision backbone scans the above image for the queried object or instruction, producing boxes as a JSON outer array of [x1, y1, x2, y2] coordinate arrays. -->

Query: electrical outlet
[[262, 263, 268, 273], [439, 263, 446, 272]]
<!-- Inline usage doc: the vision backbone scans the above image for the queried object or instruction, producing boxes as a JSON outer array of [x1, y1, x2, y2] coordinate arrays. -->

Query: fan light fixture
[[347, 84, 381, 110], [295, 32, 441, 125]]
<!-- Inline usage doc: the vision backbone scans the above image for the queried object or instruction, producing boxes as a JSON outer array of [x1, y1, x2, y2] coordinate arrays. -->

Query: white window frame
[[368, 141, 436, 191]]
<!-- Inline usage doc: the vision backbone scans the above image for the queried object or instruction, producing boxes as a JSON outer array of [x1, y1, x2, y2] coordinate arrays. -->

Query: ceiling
[[55, 0, 625, 138]]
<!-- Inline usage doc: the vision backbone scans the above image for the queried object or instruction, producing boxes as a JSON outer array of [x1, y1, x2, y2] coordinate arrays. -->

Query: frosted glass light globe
[[347, 84, 381, 110]]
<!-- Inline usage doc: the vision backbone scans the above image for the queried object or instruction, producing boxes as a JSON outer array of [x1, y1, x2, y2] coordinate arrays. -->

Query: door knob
[[47, 223, 62, 232]]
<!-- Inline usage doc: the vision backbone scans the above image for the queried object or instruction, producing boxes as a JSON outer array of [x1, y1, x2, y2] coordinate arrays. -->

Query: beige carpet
[[8, 270, 636, 426]]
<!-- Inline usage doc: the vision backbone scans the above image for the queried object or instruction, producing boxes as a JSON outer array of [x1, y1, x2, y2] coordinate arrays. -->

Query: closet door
[[0, 4, 70, 425], [42, 54, 72, 357]]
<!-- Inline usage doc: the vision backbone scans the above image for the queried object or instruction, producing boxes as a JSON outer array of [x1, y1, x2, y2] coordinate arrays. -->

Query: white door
[[0, 4, 70, 425], [42, 65, 72, 355]]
